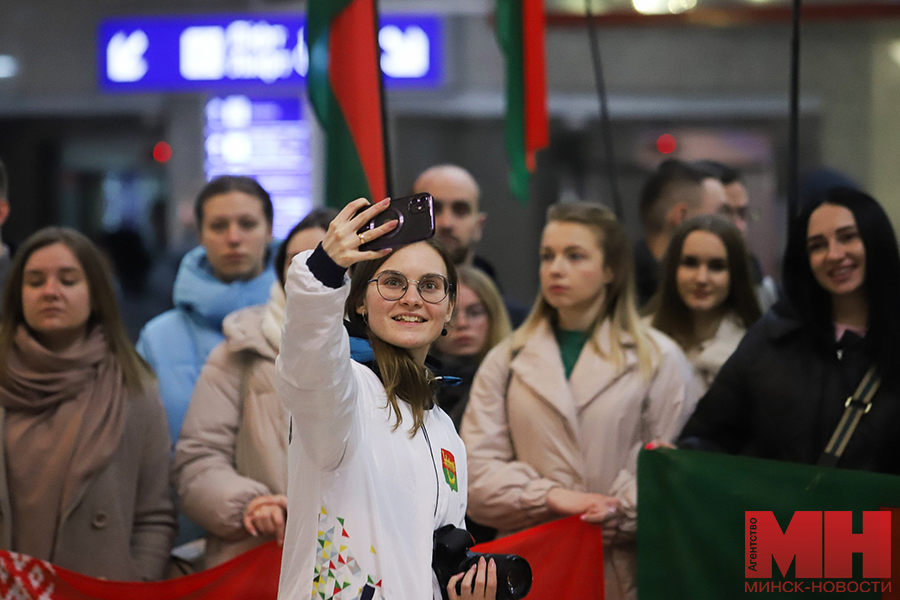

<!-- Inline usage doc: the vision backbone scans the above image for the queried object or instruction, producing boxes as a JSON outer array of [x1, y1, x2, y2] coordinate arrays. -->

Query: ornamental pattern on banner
[[0, 552, 56, 600]]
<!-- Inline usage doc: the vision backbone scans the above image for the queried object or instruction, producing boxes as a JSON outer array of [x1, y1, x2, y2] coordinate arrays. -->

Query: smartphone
[[357, 193, 435, 252]]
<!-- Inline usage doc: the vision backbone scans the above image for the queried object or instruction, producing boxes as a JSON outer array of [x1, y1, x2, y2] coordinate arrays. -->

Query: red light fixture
[[153, 141, 173, 163], [656, 133, 677, 155]]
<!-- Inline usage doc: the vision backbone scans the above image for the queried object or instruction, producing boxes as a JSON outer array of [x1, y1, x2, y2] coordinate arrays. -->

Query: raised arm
[[276, 199, 396, 471]]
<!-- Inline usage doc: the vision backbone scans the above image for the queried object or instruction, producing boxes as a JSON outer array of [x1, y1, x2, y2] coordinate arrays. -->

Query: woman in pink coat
[[462, 202, 696, 600]]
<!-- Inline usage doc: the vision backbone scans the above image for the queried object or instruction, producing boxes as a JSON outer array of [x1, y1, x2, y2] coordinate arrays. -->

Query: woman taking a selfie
[[648, 215, 761, 394], [680, 188, 900, 474], [462, 202, 694, 600], [0, 227, 175, 579], [276, 198, 496, 600]]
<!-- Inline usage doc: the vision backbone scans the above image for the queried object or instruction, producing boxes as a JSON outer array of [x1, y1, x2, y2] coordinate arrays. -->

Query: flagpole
[[787, 0, 801, 221], [373, 0, 394, 199]]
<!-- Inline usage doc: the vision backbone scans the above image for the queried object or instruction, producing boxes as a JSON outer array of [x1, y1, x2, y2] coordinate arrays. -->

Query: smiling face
[[676, 230, 731, 315], [807, 203, 866, 299], [21, 242, 92, 351], [199, 191, 272, 283], [358, 243, 454, 363], [539, 221, 613, 330], [434, 283, 489, 358]]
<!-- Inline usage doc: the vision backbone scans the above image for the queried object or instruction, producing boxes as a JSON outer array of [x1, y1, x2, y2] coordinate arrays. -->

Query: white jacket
[[276, 249, 467, 600]]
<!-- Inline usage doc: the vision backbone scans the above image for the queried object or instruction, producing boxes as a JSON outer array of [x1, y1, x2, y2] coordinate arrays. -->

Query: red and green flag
[[496, 0, 549, 202], [639, 448, 900, 599], [307, 0, 389, 209]]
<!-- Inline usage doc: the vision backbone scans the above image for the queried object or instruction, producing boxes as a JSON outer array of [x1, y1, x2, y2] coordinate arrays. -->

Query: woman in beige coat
[[462, 203, 696, 600], [0, 227, 175, 580], [173, 209, 334, 568]]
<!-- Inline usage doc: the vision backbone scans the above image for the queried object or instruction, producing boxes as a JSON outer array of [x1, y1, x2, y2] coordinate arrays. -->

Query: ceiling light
[[0, 56, 18, 79]]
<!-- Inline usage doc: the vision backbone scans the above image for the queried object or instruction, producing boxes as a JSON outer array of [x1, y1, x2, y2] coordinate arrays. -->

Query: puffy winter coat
[[276, 248, 467, 600]]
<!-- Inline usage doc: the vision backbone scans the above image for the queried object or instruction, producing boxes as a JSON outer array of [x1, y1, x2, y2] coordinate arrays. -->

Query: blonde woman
[[432, 266, 512, 430], [462, 202, 696, 600]]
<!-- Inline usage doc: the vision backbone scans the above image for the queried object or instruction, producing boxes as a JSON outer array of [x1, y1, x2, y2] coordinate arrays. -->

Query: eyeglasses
[[367, 271, 452, 304]]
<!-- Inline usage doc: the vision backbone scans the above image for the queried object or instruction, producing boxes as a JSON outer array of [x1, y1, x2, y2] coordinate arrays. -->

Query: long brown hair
[[0, 227, 153, 392], [649, 215, 761, 349], [515, 202, 658, 378], [344, 239, 458, 434]]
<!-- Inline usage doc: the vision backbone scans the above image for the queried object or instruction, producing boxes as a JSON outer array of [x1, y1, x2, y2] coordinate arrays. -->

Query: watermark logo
[[745, 511, 891, 593]]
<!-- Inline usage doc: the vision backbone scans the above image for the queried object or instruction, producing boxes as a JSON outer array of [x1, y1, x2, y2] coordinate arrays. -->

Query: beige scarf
[[0, 326, 125, 560], [235, 282, 288, 496], [260, 282, 285, 353]]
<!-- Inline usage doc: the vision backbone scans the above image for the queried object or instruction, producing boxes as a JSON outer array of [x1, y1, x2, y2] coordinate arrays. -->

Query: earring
[[441, 327, 448, 336], [361, 311, 368, 323]]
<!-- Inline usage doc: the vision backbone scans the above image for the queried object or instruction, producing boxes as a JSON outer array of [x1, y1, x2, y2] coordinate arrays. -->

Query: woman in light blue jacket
[[137, 175, 276, 544]]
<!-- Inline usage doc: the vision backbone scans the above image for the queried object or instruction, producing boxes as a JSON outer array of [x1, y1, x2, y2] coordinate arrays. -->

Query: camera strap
[[818, 366, 880, 467]]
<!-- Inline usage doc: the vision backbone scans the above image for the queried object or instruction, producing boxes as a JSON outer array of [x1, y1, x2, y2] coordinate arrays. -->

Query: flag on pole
[[307, 0, 389, 208], [638, 448, 900, 599], [496, 0, 549, 203]]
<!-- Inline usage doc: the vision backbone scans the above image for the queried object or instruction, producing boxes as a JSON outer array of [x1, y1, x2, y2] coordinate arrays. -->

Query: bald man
[[413, 165, 486, 267], [412, 164, 527, 325]]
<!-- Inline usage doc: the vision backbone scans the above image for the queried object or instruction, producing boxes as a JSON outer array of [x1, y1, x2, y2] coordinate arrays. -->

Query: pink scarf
[[0, 326, 125, 560]]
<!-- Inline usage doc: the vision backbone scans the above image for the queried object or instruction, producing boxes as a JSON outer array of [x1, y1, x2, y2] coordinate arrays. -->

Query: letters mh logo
[[746, 511, 891, 579]]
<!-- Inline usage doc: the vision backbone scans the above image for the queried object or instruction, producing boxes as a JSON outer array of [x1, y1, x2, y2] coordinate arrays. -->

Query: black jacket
[[679, 302, 900, 475]]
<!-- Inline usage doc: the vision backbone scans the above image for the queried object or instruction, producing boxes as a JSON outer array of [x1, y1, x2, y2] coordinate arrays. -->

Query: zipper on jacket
[[421, 425, 439, 518]]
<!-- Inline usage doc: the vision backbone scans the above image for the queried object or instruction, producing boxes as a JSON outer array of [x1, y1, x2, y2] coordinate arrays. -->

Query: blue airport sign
[[99, 14, 443, 92]]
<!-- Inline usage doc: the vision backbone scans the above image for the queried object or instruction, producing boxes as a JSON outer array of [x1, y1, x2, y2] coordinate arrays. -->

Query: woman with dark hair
[[174, 207, 336, 569], [649, 215, 761, 394], [277, 199, 496, 600], [680, 187, 900, 474], [0, 227, 175, 579], [463, 202, 694, 600]]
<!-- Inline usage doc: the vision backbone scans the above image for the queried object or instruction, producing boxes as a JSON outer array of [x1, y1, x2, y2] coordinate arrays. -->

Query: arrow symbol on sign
[[107, 30, 149, 83]]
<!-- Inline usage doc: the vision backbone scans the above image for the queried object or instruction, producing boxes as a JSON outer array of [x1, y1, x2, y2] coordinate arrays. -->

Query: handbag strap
[[819, 366, 880, 467]]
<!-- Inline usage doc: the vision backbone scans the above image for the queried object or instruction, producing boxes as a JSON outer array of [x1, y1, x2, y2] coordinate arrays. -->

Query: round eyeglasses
[[367, 271, 452, 304]]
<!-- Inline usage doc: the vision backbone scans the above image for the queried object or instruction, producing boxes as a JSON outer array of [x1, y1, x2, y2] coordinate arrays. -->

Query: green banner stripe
[[496, 0, 529, 203], [638, 449, 900, 599], [307, 0, 373, 208]]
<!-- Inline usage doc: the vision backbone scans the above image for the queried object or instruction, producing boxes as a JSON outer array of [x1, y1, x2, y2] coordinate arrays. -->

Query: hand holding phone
[[357, 193, 435, 252], [321, 198, 397, 268]]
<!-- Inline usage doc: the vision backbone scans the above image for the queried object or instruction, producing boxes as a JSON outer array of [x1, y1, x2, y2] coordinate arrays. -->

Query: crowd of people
[[0, 154, 897, 600]]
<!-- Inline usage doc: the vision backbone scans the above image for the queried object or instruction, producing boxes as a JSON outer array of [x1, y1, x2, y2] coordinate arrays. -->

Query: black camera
[[433, 525, 532, 600]]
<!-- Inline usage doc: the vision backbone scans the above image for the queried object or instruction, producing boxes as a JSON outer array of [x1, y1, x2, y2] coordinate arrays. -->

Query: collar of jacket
[[172, 242, 279, 329], [511, 318, 639, 443], [765, 298, 842, 350]]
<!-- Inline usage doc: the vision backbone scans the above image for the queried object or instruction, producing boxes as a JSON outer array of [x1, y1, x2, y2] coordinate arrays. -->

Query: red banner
[[1, 516, 603, 599]]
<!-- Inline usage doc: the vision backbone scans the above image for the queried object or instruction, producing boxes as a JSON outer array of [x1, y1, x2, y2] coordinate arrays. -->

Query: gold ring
[[358, 233, 366, 246]]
